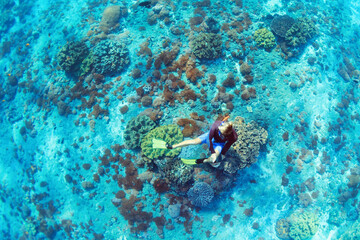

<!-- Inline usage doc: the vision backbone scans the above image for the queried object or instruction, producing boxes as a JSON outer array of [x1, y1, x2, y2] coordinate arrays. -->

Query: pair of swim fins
[[152, 138, 206, 165]]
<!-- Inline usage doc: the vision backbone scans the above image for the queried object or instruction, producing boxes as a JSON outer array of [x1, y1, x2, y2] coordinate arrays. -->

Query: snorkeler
[[167, 116, 238, 167]]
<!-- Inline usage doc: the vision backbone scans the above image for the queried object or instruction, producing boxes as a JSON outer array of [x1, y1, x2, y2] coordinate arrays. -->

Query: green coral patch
[[79, 52, 94, 76], [253, 28, 276, 49], [141, 125, 183, 160], [289, 211, 319, 240], [190, 33, 222, 60]]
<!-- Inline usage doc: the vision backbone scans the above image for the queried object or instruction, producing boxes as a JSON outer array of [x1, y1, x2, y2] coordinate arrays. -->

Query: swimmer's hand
[[204, 153, 217, 163]]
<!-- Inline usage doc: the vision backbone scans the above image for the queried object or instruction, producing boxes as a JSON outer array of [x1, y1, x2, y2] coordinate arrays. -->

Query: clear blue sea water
[[1, 0, 360, 239]]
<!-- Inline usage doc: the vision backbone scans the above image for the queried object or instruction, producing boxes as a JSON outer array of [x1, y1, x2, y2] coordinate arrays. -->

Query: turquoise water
[[1, 0, 360, 239]]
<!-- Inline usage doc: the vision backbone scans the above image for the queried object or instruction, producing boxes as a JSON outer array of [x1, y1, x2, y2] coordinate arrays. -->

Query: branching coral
[[141, 125, 183, 160], [124, 115, 157, 149], [190, 33, 222, 60], [253, 28, 276, 49]]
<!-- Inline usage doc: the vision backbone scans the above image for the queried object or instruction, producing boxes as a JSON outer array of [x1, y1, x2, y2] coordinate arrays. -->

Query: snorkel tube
[[222, 115, 230, 122], [220, 115, 230, 126]]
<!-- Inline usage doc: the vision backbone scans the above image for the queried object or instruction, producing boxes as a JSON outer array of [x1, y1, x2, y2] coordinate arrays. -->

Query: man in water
[[168, 118, 238, 167]]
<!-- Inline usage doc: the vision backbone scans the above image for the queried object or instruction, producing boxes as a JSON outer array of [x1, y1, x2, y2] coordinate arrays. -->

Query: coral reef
[[253, 28, 276, 49], [190, 33, 222, 60], [0, 0, 15, 34], [224, 117, 267, 174], [285, 18, 317, 47], [57, 41, 89, 74], [124, 115, 157, 149], [187, 182, 214, 207], [141, 125, 183, 160], [338, 221, 360, 240], [288, 211, 319, 240], [92, 39, 130, 75], [327, 210, 345, 226], [270, 15, 295, 38]]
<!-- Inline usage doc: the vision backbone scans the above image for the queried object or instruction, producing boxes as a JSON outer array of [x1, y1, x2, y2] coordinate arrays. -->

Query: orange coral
[[180, 87, 197, 102], [177, 118, 200, 137], [185, 58, 203, 83], [163, 86, 180, 105]]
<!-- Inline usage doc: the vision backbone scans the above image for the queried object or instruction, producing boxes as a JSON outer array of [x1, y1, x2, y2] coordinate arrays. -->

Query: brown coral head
[[241, 90, 250, 100], [153, 178, 170, 193]]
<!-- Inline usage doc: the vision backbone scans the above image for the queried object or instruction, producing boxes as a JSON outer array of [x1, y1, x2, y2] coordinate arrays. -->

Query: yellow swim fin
[[181, 158, 206, 165], [152, 138, 168, 149]]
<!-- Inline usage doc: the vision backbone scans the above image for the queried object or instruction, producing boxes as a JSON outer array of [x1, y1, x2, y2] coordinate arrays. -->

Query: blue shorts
[[198, 131, 225, 154]]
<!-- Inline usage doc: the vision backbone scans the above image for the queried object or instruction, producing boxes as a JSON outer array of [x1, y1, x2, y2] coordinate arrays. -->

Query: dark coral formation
[[92, 39, 130, 74], [57, 39, 130, 77], [270, 15, 295, 38], [187, 182, 214, 207], [223, 117, 267, 174], [190, 33, 222, 60], [124, 115, 157, 149], [57, 41, 89, 74], [204, 17, 220, 33]]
